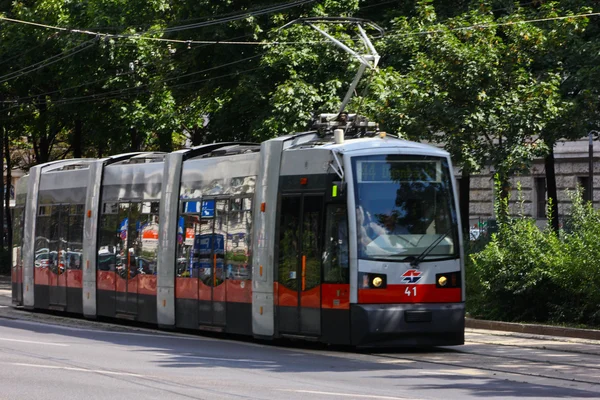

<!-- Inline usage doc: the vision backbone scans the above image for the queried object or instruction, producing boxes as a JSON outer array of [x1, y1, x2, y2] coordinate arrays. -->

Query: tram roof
[[279, 132, 449, 157]]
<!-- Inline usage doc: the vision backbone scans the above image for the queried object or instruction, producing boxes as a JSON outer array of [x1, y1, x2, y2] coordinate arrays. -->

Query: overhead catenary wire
[[54, 66, 268, 107], [72, 0, 316, 32], [160, 0, 317, 33], [2, 9, 599, 111], [0, 53, 265, 108], [0, 33, 259, 104], [384, 12, 600, 39], [0, 33, 60, 68], [2, 10, 600, 46], [0, 38, 97, 84], [0, 64, 268, 117]]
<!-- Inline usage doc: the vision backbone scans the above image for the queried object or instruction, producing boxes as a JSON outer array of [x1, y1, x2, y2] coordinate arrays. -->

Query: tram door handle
[[301, 255, 306, 291]]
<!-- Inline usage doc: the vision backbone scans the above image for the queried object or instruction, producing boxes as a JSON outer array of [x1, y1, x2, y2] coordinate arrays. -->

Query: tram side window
[[12, 207, 23, 267], [177, 201, 202, 278], [323, 205, 349, 284], [67, 205, 84, 270], [48, 205, 61, 274], [98, 202, 119, 271], [278, 197, 301, 291], [34, 205, 52, 269], [227, 198, 252, 281], [139, 201, 159, 275]]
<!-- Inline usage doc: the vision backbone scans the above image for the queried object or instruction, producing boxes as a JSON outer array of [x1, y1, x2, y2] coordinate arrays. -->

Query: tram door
[[278, 195, 323, 336], [115, 202, 140, 316], [197, 199, 227, 327], [12, 207, 24, 305], [49, 205, 68, 308]]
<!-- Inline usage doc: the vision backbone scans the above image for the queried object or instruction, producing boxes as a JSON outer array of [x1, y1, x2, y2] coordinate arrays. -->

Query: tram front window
[[352, 154, 458, 261]]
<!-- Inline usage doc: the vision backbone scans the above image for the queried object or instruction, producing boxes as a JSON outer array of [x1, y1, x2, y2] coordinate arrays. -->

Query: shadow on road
[[0, 313, 597, 399]]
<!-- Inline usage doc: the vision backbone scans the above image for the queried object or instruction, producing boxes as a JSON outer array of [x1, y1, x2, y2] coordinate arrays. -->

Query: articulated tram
[[11, 117, 465, 347]]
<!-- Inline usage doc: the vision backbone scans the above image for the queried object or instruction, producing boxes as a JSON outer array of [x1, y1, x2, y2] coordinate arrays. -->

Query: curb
[[466, 318, 600, 341]]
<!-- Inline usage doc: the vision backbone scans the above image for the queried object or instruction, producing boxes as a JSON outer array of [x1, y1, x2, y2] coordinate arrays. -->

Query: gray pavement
[[0, 317, 599, 400], [0, 277, 599, 399]]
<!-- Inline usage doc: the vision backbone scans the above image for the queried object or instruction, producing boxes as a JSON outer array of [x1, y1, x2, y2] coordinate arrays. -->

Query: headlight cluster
[[359, 273, 387, 289], [436, 272, 461, 288]]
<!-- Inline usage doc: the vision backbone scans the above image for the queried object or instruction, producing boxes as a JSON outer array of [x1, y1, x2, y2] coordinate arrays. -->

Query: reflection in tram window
[[67, 204, 84, 270], [323, 205, 349, 283], [138, 201, 159, 275], [176, 198, 252, 281], [48, 205, 62, 275], [278, 197, 301, 291], [98, 202, 119, 272], [116, 202, 142, 279], [302, 196, 322, 291], [34, 205, 52, 269], [226, 198, 252, 281], [176, 213, 201, 278]]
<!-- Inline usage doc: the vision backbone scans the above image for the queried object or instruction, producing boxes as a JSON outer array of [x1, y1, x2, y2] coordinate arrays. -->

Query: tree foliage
[[1, 0, 600, 167]]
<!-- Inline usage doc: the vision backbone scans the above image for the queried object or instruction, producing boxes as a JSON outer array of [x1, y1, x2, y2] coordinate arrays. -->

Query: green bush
[[468, 188, 600, 327]]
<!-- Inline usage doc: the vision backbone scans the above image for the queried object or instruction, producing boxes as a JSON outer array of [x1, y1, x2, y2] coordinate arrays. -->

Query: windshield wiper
[[403, 227, 454, 267]]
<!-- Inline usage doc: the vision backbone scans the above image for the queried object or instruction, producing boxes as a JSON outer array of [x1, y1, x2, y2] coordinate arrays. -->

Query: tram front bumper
[[350, 303, 465, 348]]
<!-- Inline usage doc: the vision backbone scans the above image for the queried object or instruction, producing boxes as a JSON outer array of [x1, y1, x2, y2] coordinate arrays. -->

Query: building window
[[577, 176, 591, 202], [535, 178, 546, 218]]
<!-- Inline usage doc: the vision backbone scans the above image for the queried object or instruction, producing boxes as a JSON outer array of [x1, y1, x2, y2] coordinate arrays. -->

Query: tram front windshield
[[352, 154, 459, 261]]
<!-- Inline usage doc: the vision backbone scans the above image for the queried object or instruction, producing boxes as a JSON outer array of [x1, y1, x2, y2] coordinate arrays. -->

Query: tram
[[10, 113, 465, 347]]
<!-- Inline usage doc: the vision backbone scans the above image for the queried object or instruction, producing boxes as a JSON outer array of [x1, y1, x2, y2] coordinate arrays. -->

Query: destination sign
[[357, 160, 439, 183]]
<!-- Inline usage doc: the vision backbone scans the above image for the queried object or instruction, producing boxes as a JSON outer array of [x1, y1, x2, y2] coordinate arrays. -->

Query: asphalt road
[[0, 281, 599, 399]]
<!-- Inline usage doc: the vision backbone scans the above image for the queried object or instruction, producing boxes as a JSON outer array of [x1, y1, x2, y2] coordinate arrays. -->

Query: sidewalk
[[466, 317, 600, 341]]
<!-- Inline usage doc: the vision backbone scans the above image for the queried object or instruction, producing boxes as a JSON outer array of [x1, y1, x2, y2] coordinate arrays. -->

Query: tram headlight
[[359, 273, 387, 289], [435, 272, 461, 288]]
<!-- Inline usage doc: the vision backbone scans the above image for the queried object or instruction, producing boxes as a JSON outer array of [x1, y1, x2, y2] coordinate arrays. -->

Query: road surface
[[0, 281, 598, 399]]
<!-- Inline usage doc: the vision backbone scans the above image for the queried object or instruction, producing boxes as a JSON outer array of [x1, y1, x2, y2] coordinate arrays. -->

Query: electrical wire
[[0, 32, 258, 104], [384, 12, 600, 39], [160, 0, 316, 33], [0, 0, 318, 45], [0, 33, 60, 68], [0, 15, 311, 45], [0, 38, 97, 84], [2, 53, 264, 107], [0, 64, 268, 114], [73, 0, 317, 32], [3, 9, 600, 46]]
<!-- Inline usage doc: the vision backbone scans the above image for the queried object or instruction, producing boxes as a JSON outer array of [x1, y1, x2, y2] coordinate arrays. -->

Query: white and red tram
[[11, 116, 465, 347]]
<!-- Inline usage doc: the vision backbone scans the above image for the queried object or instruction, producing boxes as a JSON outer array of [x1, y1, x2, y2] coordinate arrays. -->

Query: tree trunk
[[158, 131, 172, 153], [73, 119, 83, 158], [130, 127, 141, 152], [496, 170, 511, 224], [4, 129, 12, 266], [459, 169, 471, 238], [191, 124, 200, 146], [97, 131, 105, 158], [545, 148, 559, 232]]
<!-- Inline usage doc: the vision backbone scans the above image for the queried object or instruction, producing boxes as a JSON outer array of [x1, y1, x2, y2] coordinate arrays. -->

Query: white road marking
[[12, 363, 144, 377], [377, 359, 415, 364], [277, 389, 422, 400], [0, 305, 9, 308], [152, 352, 275, 364], [0, 337, 68, 347]]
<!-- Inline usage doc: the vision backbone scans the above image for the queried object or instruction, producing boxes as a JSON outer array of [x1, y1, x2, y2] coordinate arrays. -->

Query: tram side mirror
[[328, 180, 347, 203]]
